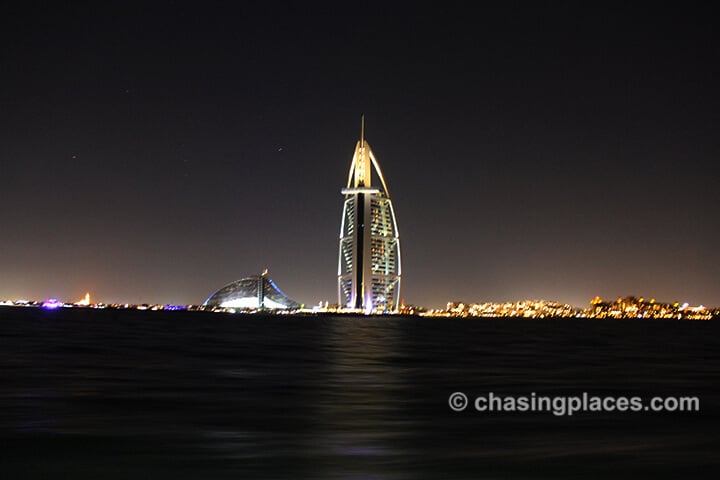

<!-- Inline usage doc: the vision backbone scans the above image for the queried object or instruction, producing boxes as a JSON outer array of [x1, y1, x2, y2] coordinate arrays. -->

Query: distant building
[[203, 272, 301, 310], [338, 117, 401, 312]]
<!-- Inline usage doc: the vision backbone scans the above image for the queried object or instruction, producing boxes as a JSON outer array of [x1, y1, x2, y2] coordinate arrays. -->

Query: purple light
[[163, 305, 187, 311], [41, 298, 63, 309]]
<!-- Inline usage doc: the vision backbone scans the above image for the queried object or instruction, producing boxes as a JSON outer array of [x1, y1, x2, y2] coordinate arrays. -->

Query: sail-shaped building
[[338, 117, 401, 313]]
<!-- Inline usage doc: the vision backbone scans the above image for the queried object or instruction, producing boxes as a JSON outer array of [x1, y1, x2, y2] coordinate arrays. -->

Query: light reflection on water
[[0, 307, 718, 479]]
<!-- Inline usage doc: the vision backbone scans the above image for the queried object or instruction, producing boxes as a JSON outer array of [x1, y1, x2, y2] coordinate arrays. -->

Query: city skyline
[[1, 4, 718, 308]]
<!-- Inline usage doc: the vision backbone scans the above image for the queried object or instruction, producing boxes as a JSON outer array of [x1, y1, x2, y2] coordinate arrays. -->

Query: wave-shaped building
[[203, 272, 301, 310], [338, 117, 402, 313]]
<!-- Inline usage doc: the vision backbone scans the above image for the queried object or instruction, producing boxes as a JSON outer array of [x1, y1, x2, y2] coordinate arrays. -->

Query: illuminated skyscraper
[[338, 117, 401, 312]]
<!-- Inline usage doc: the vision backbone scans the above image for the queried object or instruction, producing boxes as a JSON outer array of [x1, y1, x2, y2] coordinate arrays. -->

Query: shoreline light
[[41, 298, 63, 309]]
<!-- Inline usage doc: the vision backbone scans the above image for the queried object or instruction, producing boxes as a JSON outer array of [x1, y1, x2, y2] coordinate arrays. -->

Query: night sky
[[1, 2, 718, 308]]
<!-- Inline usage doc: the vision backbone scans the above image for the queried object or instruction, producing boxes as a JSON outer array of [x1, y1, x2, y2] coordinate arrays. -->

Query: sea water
[[1, 306, 718, 478]]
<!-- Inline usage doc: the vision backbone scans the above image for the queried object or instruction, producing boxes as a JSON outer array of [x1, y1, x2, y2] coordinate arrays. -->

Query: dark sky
[[1, 2, 718, 308]]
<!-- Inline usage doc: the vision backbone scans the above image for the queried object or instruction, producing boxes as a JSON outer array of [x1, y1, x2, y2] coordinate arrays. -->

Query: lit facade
[[338, 118, 401, 312], [203, 272, 301, 310]]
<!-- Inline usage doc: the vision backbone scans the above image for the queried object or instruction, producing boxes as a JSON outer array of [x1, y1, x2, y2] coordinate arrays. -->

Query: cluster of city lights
[[0, 293, 189, 312], [436, 300, 577, 318], [1, 293, 717, 319], [587, 296, 713, 320], [426, 296, 716, 320]]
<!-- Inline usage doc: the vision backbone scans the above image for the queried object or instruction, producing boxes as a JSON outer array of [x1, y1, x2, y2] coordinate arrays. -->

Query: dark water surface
[[1, 307, 718, 479]]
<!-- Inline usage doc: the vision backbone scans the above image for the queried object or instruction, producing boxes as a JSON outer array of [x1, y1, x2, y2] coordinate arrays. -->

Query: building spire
[[360, 113, 365, 148]]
